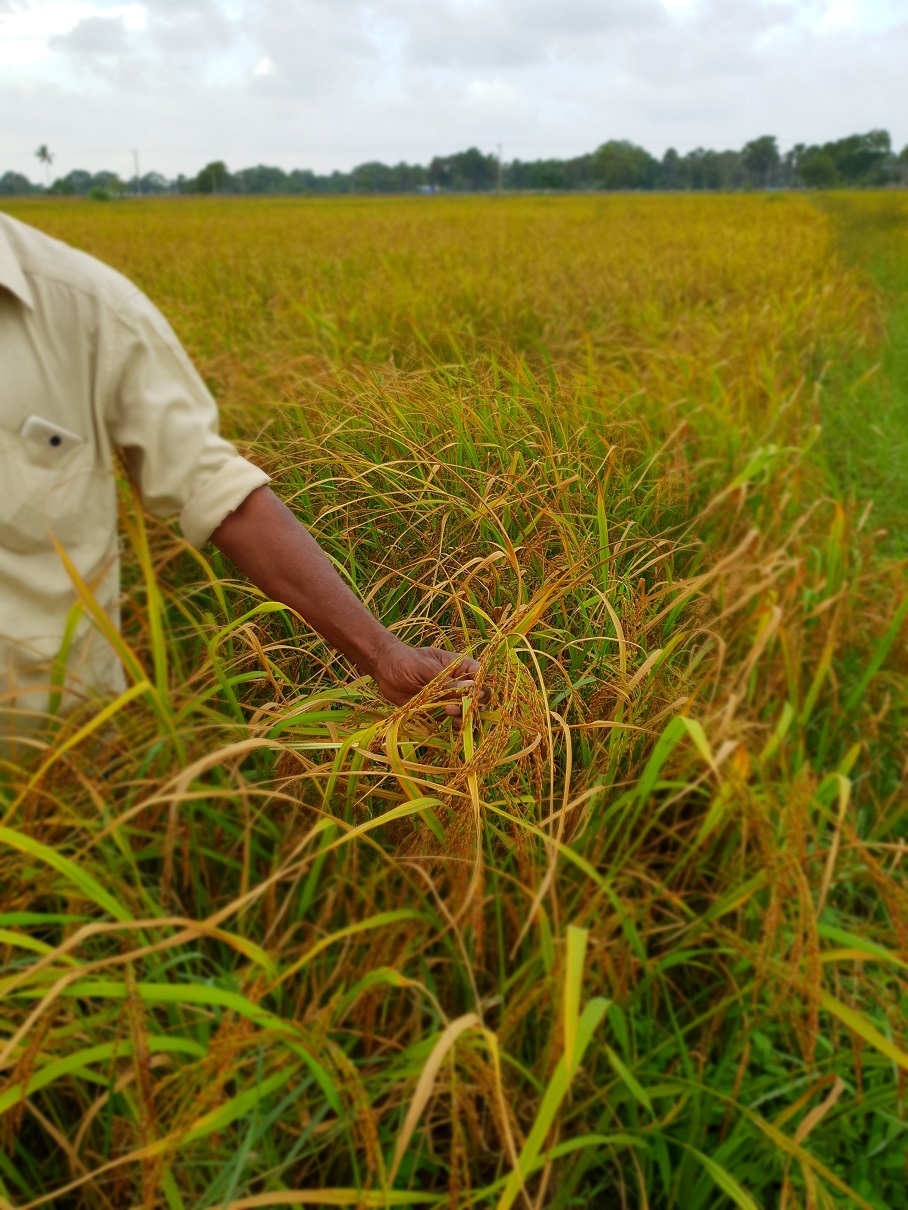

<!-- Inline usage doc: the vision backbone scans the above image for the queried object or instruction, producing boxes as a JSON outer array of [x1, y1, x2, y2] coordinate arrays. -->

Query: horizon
[[7, 128, 905, 194]]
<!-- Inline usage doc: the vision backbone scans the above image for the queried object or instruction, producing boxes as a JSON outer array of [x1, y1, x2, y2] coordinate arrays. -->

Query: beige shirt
[[0, 211, 270, 734]]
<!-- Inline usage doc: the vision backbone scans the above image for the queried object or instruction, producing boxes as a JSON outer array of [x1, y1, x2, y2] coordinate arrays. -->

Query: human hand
[[369, 638, 483, 716]]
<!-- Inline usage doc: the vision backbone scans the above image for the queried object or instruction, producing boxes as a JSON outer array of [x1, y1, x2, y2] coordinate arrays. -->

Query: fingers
[[431, 651, 481, 679], [434, 661, 491, 705], [376, 646, 489, 714], [442, 685, 491, 719], [440, 655, 492, 700], [437, 680, 491, 716], [442, 693, 478, 719], [442, 678, 476, 695]]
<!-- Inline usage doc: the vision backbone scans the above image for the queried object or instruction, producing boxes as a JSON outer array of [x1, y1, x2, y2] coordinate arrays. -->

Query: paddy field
[[1, 191, 907, 1208]]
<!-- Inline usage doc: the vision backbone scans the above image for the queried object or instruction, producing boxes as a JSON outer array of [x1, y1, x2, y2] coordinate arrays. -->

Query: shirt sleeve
[[105, 292, 270, 548]]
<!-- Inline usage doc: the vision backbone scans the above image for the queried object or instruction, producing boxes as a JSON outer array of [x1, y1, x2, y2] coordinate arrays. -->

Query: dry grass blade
[[389, 1012, 481, 1185]]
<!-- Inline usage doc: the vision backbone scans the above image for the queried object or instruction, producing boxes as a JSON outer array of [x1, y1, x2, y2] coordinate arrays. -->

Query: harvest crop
[[1, 193, 907, 1208]]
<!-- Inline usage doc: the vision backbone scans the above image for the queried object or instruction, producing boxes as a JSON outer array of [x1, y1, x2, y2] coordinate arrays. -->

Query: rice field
[[1, 191, 907, 1209]]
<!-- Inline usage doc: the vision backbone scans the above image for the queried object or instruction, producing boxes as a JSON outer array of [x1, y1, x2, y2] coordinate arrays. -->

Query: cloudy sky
[[1, 0, 906, 181]]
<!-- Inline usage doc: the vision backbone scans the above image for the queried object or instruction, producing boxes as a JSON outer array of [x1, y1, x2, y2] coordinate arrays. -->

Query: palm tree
[[35, 144, 54, 188]]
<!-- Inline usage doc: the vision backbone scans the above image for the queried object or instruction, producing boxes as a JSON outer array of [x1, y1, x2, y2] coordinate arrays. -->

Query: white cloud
[[464, 78, 522, 112], [818, 0, 857, 30], [50, 15, 129, 56], [386, 0, 667, 69], [0, 2, 148, 71], [807, 0, 904, 33], [122, 4, 147, 31], [660, 0, 698, 12], [0, 1, 94, 67]]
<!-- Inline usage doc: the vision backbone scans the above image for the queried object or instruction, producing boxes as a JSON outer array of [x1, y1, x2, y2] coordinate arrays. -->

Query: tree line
[[3, 130, 907, 198]]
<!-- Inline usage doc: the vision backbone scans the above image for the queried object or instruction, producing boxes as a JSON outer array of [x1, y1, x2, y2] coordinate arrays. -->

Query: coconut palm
[[35, 144, 54, 188]]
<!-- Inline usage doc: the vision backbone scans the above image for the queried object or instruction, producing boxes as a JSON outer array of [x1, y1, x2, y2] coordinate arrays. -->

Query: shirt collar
[[0, 217, 35, 309]]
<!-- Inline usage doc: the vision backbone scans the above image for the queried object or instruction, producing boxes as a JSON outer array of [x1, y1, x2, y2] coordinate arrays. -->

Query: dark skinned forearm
[[211, 485, 398, 678], [211, 486, 481, 712]]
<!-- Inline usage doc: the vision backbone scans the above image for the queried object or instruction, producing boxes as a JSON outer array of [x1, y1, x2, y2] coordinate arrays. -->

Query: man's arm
[[211, 485, 479, 711], [102, 297, 476, 709]]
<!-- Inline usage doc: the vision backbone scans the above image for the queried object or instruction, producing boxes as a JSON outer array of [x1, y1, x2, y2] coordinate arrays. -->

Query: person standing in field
[[0, 211, 479, 746]]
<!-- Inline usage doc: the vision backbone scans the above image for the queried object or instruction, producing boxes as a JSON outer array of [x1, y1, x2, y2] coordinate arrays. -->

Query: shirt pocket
[[0, 422, 102, 554]]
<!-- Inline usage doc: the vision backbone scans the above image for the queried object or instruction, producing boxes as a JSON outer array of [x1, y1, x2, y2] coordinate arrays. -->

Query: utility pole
[[132, 149, 141, 196], [497, 143, 503, 196]]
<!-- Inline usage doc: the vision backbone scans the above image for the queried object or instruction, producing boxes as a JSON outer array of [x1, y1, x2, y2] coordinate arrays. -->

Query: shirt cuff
[[179, 456, 271, 548]]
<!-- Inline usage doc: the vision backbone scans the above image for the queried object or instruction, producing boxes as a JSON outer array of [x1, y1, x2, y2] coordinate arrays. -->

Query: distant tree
[[829, 129, 892, 184], [287, 168, 317, 193], [92, 171, 127, 197], [68, 169, 94, 194], [593, 140, 657, 190], [535, 161, 567, 189], [682, 148, 705, 190], [35, 144, 54, 187], [350, 161, 401, 193], [231, 164, 289, 194], [394, 161, 428, 191], [140, 171, 170, 194], [680, 148, 719, 190], [791, 130, 893, 189], [327, 170, 352, 193], [563, 153, 595, 190], [427, 156, 450, 190], [49, 169, 93, 196], [799, 148, 838, 189], [661, 148, 681, 189], [426, 148, 497, 192], [449, 147, 497, 191], [716, 149, 747, 190], [784, 144, 806, 187], [511, 159, 531, 189], [741, 136, 780, 188], [516, 159, 565, 189], [289, 168, 352, 194], [0, 171, 36, 196], [8, 131, 902, 203], [687, 148, 725, 190], [194, 161, 230, 194]]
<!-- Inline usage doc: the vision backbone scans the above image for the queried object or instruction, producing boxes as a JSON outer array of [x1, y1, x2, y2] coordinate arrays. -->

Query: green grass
[[818, 193, 908, 547]]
